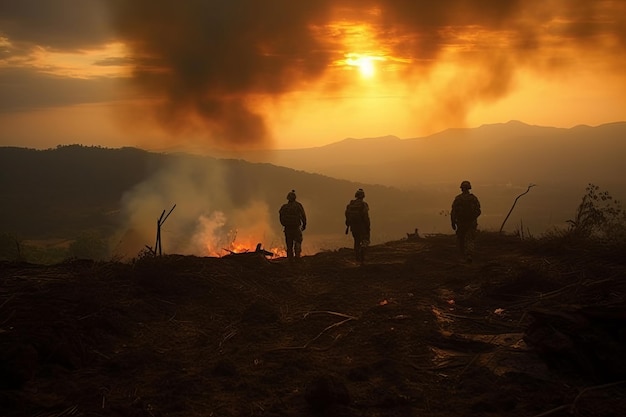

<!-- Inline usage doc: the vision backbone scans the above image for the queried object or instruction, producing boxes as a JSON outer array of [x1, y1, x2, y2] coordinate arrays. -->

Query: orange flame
[[205, 236, 286, 258]]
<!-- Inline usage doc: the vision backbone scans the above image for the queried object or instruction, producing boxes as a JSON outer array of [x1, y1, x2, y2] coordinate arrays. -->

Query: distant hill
[[0, 145, 426, 257], [3, 121, 624, 257], [1, 146, 163, 239], [198, 121, 626, 240], [212, 121, 626, 189]]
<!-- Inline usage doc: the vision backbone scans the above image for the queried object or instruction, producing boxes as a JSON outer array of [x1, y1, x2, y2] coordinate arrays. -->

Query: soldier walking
[[345, 188, 370, 265], [279, 190, 307, 261], [451, 180, 481, 262]]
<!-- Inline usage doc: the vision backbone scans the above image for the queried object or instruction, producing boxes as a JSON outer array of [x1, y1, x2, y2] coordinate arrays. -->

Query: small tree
[[567, 183, 625, 240]]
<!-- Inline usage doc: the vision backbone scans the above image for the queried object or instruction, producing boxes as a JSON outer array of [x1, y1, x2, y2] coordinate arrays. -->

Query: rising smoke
[[113, 156, 284, 259], [107, 0, 626, 148]]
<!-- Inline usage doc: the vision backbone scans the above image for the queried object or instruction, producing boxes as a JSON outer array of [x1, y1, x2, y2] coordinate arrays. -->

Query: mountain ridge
[[224, 121, 626, 187], [2, 120, 625, 257]]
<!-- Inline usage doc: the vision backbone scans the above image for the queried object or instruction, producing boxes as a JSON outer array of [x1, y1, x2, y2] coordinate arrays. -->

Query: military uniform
[[451, 181, 481, 262], [279, 191, 307, 261], [345, 189, 370, 265]]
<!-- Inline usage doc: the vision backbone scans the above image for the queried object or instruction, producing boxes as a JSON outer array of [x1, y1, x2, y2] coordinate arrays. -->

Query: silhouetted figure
[[451, 180, 481, 262], [345, 188, 370, 265], [279, 190, 307, 261]]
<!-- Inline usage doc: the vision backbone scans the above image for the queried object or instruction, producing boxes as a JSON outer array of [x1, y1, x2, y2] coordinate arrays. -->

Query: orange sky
[[1, 0, 625, 151]]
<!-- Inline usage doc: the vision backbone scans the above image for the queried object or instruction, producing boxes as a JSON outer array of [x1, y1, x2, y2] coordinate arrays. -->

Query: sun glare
[[344, 53, 385, 79]]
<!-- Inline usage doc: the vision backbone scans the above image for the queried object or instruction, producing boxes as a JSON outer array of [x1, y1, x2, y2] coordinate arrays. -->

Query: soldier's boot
[[294, 242, 303, 262]]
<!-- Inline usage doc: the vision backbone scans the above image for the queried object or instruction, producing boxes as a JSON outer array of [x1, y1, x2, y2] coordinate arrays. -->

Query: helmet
[[286, 190, 296, 201], [355, 188, 365, 199], [460, 180, 472, 190]]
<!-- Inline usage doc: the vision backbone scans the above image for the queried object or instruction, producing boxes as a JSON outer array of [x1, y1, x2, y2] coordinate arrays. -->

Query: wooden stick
[[304, 310, 358, 320], [303, 317, 354, 348], [267, 314, 357, 352]]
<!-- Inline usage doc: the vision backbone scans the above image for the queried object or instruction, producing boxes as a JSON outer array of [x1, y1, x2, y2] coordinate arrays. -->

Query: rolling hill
[[2, 121, 624, 260], [0, 145, 425, 259], [214, 121, 626, 189]]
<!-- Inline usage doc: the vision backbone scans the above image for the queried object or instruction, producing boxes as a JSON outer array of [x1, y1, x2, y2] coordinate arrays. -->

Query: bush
[[566, 183, 626, 242], [534, 184, 626, 263]]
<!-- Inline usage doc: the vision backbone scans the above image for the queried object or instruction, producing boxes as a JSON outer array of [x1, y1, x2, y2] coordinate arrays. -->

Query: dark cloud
[[107, 0, 337, 147], [0, 68, 125, 112], [4, 0, 621, 145], [106, 0, 626, 147], [0, 0, 113, 51]]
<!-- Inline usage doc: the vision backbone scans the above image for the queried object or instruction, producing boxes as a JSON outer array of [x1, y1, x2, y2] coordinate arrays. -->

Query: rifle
[[345, 225, 350, 235]]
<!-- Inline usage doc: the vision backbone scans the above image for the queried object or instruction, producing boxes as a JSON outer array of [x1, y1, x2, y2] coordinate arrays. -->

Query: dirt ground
[[1, 233, 625, 417]]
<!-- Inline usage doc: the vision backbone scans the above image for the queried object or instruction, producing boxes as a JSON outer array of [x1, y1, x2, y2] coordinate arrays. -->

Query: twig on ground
[[303, 317, 354, 348], [266, 312, 357, 352], [405, 359, 469, 372], [219, 330, 238, 347], [304, 310, 358, 320], [0, 294, 15, 310]]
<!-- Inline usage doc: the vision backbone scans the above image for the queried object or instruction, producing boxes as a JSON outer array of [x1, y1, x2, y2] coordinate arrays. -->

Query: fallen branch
[[405, 358, 470, 372], [267, 312, 357, 352], [303, 317, 354, 348], [304, 310, 358, 320], [219, 330, 238, 348]]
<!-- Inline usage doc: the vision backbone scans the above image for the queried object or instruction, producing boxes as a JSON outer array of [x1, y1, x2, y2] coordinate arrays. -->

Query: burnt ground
[[1, 233, 625, 417]]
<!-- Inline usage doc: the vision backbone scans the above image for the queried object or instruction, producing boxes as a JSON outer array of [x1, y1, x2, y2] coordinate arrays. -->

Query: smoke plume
[[112, 156, 283, 259], [108, 0, 626, 147]]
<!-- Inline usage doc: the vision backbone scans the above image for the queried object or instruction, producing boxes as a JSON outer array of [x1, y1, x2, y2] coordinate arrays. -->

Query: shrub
[[566, 183, 626, 242]]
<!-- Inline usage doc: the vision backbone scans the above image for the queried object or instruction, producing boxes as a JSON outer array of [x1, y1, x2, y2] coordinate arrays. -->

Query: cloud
[[0, 68, 126, 112], [0, 0, 113, 51], [106, 0, 626, 147], [2, 1, 624, 146]]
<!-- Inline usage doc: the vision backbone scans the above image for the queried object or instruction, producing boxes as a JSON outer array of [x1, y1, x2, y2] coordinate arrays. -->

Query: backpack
[[280, 202, 302, 227], [452, 194, 481, 222], [345, 199, 366, 226]]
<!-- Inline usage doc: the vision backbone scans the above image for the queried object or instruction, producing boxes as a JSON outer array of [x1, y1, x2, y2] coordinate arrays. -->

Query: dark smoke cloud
[[0, 0, 113, 50], [107, 0, 626, 147], [108, 0, 336, 147]]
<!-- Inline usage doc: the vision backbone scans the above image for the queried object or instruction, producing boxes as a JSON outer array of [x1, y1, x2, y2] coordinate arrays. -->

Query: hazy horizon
[[3, 124, 625, 262], [2, 119, 624, 153]]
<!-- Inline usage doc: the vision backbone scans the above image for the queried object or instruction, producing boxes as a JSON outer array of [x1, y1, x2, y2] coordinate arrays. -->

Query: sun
[[344, 53, 385, 79]]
